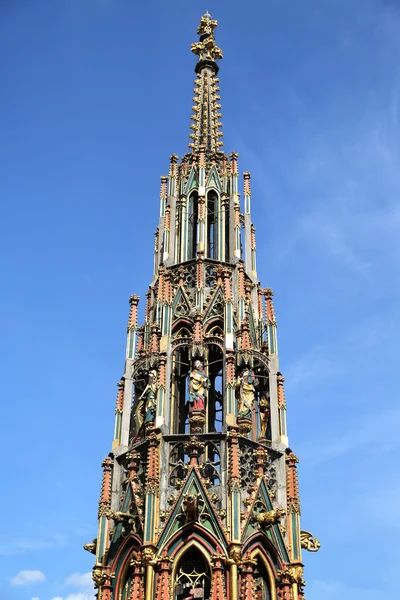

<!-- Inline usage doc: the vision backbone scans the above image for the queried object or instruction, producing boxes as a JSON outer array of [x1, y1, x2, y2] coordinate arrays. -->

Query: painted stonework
[[85, 13, 319, 600]]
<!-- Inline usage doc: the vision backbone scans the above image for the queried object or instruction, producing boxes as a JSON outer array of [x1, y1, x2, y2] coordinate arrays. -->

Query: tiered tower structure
[[85, 13, 320, 600]]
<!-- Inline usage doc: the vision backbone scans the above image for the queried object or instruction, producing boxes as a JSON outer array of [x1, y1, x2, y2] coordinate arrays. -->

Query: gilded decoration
[[300, 530, 321, 552]]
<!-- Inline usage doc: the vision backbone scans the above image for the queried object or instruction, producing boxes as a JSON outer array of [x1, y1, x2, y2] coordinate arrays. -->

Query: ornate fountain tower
[[86, 13, 319, 600]]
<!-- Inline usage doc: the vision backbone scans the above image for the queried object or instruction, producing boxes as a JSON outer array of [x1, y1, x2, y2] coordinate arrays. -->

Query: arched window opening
[[171, 346, 190, 433], [175, 547, 211, 600], [202, 441, 221, 486], [169, 441, 190, 487], [207, 344, 223, 433], [253, 558, 271, 600], [205, 318, 224, 341], [188, 192, 198, 259], [207, 191, 219, 260]]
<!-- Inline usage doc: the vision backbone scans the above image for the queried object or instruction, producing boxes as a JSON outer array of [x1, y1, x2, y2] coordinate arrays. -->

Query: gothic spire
[[189, 12, 224, 153]]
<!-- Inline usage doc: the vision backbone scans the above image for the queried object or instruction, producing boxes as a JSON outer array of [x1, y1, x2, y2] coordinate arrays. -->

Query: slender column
[[142, 548, 156, 600], [277, 373, 288, 445], [156, 551, 173, 600], [221, 192, 229, 262], [167, 155, 178, 264], [156, 353, 167, 427], [112, 379, 125, 450], [228, 430, 241, 544], [250, 224, 257, 277], [243, 172, 253, 276], [153, 229, 159, 277], [93, 564, 114, 600], [129, 553, 144, 600], [210, 548, 226, 600], [163, 204, 170, 263], [237, 263, 246, 325], [198, 192, 206, 255], [277, 569, 292, 600], [96, 457, 113, 564], [159, 175, 168, 217], [225, 352, 236, 423], [227, 546, 241, 600], [241, 553, 257, 600], [198, 144, 206, 191], [185, 436, 205, 466], [229, 152, 239, 261], [127, 294, 140, 360], [179, 194, 187, 262], [144, 433, 160, 544], [196, 254, 204, 308], [286, 451, 301, 562], [264, 288, 277, 355], [223, 268, 234, 351]]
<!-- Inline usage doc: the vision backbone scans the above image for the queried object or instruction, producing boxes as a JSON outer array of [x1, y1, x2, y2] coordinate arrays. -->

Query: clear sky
[[1, 1, 399, 599]]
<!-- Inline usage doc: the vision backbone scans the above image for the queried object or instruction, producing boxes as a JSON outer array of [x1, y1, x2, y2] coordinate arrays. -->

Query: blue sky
[[1, 1, 399, 599]]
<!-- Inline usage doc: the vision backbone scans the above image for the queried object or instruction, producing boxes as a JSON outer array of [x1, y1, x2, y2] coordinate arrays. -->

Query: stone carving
[[183, 493, 199, 523], [133, 370, 158, 440], [257, 507, 286, 530], [236, 368, 255, 418], [83, 539, 97, 554], [142, 370, 158, 424], [258, 393, 270, 439], [301, 530, 321, 552]]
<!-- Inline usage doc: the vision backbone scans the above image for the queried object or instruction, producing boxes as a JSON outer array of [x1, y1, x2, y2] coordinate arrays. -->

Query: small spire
[[188, 13, 224, 153]]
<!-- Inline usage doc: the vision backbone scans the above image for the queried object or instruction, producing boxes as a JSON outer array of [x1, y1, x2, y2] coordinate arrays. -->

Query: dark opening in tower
[[253, 558, 271, 600], [206, 190, 218, 259], [188, 192, 199, 259]]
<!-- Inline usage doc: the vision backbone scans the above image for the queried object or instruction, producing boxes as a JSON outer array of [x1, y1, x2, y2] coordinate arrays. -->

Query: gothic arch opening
[[171, 346, 191, 433], [253, 558, 271, 600], [188, 191, 199, 259], [174, 545, 211, 600], [207, 190, 219, 259]]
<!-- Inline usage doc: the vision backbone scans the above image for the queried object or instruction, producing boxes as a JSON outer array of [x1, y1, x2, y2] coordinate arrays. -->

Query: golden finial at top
[[191, 12, 223, 64]]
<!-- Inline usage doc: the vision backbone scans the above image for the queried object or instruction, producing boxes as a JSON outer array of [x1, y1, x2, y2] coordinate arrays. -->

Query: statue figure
[[183, 493, 199, 523], [133, 370, 158, 440], [142, 370, 158, 424], [259, 393, 270, 439], [188, 359, 210, 412], [236, 368, 255, 419]]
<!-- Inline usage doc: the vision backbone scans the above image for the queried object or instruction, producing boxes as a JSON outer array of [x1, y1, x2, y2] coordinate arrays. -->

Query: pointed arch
[[172, 287, 192, 322], [110, 533, 142, 600], [206, 166, 222, 191], [171, 540, 212, 600], [242, 532, 286, 574], [249, 548, 277, 600], [185, 166, 199, 193], [204, 286, 225, 324]]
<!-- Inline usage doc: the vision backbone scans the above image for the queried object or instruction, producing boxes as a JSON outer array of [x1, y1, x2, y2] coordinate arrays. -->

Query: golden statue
[[259, 393, 270, 439], [236, 368, 255, 419]]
